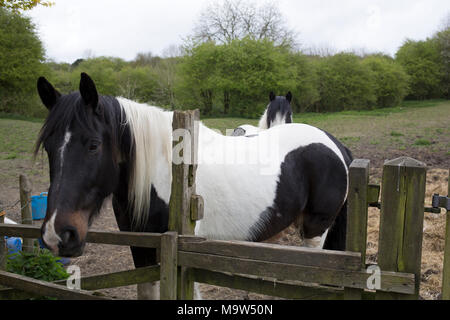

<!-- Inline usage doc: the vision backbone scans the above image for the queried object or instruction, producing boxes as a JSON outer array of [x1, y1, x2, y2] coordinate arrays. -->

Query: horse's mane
[[258, 96, 293, 130], [117, 97, 173, 228]]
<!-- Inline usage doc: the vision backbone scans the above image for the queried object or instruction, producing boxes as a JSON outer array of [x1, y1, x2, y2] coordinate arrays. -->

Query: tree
[[175, 42, 220, 115], [0, 8, 47, 115], [191, 0, 297, 49], [316, 53, 377, 112], [396, 39, 444, 99], [434, 14, 450, 98], [362, 55, 410, 107], [70, 57, 127, 96], [176, 38, 299, 117], [289, 53, 320, 112], [0, 0, 53, 11]]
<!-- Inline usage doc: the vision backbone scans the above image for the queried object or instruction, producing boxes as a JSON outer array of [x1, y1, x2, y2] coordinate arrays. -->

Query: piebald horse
[[36, 73, 352, 298], [231, 92, 293, 137]]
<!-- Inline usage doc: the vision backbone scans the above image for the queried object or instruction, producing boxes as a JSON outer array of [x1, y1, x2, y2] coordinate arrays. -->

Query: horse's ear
[[286, 92, 292, 103], [79, 72, 99, 111], [37, 77, 61, 110], [269, 92, 276, 101]]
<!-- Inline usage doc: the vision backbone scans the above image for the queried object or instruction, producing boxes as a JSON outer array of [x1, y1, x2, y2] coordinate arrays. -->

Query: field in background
[[0, 99, 449, 299]]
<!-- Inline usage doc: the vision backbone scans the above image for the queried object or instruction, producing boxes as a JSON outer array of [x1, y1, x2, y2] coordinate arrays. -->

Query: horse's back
[[195, 123, 349, 242]]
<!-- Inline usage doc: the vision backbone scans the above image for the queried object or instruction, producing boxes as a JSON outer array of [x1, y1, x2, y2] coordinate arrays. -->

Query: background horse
[[36, 73, 352, 298], [231, 92, 293, 136]]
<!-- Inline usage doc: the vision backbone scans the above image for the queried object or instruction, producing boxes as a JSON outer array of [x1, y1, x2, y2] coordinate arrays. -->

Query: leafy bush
[[316, 53, 377, 112], [7, 249, 69, 282], [362, 55, 410, 108], [396, 39, 444, 99]]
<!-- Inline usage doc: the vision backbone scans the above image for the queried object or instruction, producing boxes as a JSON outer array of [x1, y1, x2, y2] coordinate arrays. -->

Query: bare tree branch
[[192, 0, 298, 48]]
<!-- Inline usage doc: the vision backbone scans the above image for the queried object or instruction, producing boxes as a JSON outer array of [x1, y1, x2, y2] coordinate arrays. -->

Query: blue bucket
[[31, 192, 48, 220], [5, 237, 22, 256]]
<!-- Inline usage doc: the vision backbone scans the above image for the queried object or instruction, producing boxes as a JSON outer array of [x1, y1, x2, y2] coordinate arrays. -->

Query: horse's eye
[[89, 141, 101, 153]]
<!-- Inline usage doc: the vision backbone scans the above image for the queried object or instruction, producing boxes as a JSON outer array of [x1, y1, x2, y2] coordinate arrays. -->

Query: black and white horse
[[232, 92, 293, 137], [36, 73, 352, 298]]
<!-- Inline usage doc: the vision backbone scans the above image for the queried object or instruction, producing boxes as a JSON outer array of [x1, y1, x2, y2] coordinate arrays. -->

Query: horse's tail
[[322, 144, 352, 251], [323, 200, 347, 251]]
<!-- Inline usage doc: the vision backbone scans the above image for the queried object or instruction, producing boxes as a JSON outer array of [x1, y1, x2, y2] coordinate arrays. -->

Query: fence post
[[169, 109, 201, 300], [0, 211, 6, 272], [376, 157, 426, 300], [344, 159, 370, 300], [19, 175, 34, 253], [441, 169, 450, 300], [160, 231, 178, 300]]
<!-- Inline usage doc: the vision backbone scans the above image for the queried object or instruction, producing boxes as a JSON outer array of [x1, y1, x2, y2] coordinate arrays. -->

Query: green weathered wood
[[168, 110, 200, 300], [178, 251, 415, 294], [178, 236, 361, 271], [0, 266, 160, 299], [58, 265, 160, 291], [441, 169, 450, 300], [344, 159, 370, 300], [169, 110, 200, 234], [86, 230, 161, 248], [191, 268, 344, 300], [0, 224, 41, 239], [19, 175, 33, 253], [190, 194, 204, 221], [0, 212, 6, 291], [0, 224, 161, 248], [0, 270, 111, 300], [368, 184, 380, 205], [377, 157, 426, 300], [160, 232, 178, 300]]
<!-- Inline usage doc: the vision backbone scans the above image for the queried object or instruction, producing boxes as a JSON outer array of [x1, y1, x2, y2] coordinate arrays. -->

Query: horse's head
[[36, 73, 122, 257], [265, 92, 293, 128]]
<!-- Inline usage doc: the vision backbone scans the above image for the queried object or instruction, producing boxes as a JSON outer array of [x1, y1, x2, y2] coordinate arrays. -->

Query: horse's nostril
[[60, 226, 79, 248]]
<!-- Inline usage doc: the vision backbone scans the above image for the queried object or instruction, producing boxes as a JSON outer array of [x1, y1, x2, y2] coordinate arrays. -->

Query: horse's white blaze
[[59, 130, 71, 170], [43, 210, 61, 252]]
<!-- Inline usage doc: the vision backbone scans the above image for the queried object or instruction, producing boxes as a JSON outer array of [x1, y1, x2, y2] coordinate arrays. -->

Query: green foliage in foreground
[[7, 248, 69, 282]]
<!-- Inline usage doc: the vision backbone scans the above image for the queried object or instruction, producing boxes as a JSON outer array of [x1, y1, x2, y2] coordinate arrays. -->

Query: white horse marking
[[59, 130, 71, 170], [43, 210, 61, 252]]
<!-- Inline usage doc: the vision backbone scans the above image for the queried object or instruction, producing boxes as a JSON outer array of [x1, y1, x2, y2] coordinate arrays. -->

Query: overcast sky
[[26, 0, 449, 63]]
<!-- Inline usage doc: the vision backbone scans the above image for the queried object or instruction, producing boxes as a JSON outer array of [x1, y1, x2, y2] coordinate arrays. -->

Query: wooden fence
[[0, 110, 448, 300]]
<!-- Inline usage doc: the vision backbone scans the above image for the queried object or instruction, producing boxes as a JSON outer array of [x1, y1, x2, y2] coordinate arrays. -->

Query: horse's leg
[[130, 247, 159, 300], [301, 195, 346, 250], [112, 197, 160, 300], [303, 228, 329, 249]]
